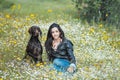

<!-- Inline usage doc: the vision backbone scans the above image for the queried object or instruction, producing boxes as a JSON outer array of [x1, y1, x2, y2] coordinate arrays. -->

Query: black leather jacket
[[48, 39, 76, 64]]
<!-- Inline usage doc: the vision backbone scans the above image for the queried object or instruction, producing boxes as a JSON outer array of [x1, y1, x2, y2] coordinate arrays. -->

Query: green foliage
[[0, 0, 14, 10], [72, 0, 120, 27], [1, 0, 74, 21]]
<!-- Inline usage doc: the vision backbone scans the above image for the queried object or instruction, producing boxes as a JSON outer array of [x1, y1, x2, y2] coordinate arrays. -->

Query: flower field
[[0, 0, 120, 80], [0, 12, 120, 80]]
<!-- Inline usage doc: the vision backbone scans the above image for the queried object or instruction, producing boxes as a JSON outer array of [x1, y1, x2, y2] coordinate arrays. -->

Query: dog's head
[[28, 26, 42, 37]]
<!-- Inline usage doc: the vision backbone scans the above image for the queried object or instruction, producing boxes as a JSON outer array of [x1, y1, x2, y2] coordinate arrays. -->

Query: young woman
[[45, 23, 76, 73]]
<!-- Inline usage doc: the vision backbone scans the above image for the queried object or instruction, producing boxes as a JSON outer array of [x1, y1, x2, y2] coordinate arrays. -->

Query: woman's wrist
[[69, 63, 76, 71], [67, 63, 76, 73]]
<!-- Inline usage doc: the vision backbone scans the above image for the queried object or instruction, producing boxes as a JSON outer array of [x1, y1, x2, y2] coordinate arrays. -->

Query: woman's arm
[[66, 40, 76, 64], [66, 40, 77, 70]]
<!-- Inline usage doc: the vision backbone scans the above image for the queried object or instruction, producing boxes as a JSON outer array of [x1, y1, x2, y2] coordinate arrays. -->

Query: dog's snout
[[36, 29, 39, 33], [34, 29, 39, 36]]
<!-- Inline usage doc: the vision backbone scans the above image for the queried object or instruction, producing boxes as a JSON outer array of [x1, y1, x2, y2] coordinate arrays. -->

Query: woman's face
[[51, 27, 60, 40]]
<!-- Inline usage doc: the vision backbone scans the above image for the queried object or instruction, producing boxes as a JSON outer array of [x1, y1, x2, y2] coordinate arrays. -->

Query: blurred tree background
[[1, 0, 120, 28], [72, 0, 120, 28], [0, 0, 14, 10]]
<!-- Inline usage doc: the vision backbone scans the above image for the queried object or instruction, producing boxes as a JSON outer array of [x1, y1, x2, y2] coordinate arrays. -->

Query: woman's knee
[[53, 58, 70, 66], [53, 58, 61, 65]]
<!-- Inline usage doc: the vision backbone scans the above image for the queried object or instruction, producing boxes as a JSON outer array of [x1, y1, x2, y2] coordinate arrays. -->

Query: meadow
[[0, 0, 120, 80]]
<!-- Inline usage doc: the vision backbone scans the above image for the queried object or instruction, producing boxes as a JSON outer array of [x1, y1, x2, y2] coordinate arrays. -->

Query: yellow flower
[[99, 24, 103, 27], [36, 62, 43, 67], [58, 72, 62, 75], [14, 41, 17, 44], [30, 14, 35, 17], [3, 42, 6, 45], [94, 63, 101, 70], [30, 13, 36, 19], [0, 78, 3, 80], [102, 34, 109, 41], [18, 4, 21, 10], [0, 17, 4, 21], [9, 40, 12, 43], [11, 4, 16, 11], [47, 9, 52, 13], [97, 46, 104, 50], [0, 23, 4, 27], [17, 57, 21, 61], [84, 66, 90, 72], [5, 14, 10, 18], [18, 32, 21, 36], [26, 17, 31, 21], [36, 63, 41, 67], [43, 62, 46, 65], [41, 36, 46, 41], [90, 27, 94, 33]]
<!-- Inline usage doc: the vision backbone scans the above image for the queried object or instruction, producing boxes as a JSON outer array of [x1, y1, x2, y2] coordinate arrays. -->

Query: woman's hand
[[67, 66, 74, 73]]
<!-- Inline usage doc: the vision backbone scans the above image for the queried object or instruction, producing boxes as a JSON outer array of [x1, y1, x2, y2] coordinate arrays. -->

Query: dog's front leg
[[37, 55, 43, 63], [22, 52, 28, 60]]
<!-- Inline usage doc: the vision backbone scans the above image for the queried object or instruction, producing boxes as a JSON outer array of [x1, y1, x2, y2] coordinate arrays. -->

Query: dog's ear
[[38, 27, 42, 37], [28, 27, 32, 35]]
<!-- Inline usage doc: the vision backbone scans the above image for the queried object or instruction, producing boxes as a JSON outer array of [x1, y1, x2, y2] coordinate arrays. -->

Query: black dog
[[23, 26, 43, 63]]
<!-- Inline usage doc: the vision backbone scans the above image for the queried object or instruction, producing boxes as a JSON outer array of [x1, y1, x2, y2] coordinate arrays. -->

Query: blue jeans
[[53, 58, 70, 72]]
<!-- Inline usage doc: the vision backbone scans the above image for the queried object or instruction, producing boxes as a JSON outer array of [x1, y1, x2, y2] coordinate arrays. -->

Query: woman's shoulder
[[63, 38, 73, 46]]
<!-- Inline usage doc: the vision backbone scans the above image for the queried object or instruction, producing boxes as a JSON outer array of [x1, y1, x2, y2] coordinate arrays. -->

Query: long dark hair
[[45, 23, 65, 54]]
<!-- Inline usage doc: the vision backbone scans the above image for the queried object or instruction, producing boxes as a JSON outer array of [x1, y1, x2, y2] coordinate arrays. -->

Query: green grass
[[3, 0, 77, 21]]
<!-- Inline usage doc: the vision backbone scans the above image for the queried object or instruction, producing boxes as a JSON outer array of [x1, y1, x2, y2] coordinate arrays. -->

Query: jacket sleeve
[[66, 40, 76, 64]]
